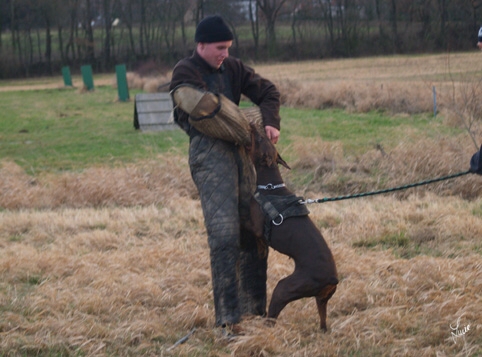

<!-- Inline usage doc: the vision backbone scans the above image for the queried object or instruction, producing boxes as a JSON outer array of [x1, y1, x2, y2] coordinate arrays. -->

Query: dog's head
[[247, 123, 290, 170]]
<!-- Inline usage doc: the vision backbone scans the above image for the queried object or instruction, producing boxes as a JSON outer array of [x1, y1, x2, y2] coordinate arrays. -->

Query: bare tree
[[317, 0, 336, 55], [10, 0, 17, 53], [156, 0, 176, 59], [79, 0, 96, 62], [37, 0, 65, 73], [101, 0, 114, 70], [256, 0, 289, 56], [118, 0, 137, 58], [0, 0, 4, 51], [138, 0, 150, 56], [158, 0, 191, 58], [172, 0, 192, 56], [195, 0, 204, 23], [374, 0, 386, 43], [288, 0, 301, 49], [2, 0, 482, 78], [435, 0, 447, 48], [468, 0, 482, 32], [8, 0, 35, 73], [389, 0, 402, 52], [249, 0, 260, 56]]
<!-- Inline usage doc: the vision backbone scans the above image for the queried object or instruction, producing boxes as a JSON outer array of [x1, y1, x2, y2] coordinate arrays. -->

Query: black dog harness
[[253, 191, 310, 244]]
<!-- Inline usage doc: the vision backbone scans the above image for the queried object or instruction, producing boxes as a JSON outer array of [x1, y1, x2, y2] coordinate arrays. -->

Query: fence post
[[61, 66, 73, 87], [115, 64, 130, 101], [433, 86, 437, 117], [81, 65, 95, 91]]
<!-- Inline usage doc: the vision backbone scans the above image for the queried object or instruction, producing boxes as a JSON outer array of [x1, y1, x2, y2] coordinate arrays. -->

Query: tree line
[[0, 0, 481, 79]]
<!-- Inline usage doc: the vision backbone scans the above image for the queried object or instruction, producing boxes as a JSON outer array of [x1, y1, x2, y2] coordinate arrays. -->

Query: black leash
[[300, 169, 473, 204]]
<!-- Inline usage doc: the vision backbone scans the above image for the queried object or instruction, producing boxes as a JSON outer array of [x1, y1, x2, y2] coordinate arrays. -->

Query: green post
[[115, 64, 130, 101], [81, 65, 94, 91], [61, 66, 72, 86]]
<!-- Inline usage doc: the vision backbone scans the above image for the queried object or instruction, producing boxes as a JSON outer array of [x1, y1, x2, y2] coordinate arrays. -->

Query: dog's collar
[[257, 183, 286, 191]]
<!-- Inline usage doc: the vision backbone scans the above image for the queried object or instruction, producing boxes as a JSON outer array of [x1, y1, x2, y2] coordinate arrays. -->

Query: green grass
[[0, 85, 463, 174], [0, 85, 188, 173], [280, 106, 460, 153]]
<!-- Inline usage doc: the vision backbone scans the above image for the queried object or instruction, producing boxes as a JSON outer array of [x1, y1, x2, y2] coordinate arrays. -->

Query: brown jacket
[[170, 51, 281, 135]]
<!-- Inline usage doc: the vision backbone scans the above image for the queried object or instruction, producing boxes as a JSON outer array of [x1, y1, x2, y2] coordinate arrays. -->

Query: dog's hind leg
[[315, 284, 337, 332], [267, 271, 315, 320]]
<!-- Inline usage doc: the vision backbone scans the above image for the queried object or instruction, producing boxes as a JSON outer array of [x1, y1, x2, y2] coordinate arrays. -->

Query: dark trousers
[[189, 134, 267, 326]]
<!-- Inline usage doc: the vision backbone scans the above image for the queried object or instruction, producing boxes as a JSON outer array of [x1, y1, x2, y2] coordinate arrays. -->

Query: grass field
[[1, 53, 482, 356]]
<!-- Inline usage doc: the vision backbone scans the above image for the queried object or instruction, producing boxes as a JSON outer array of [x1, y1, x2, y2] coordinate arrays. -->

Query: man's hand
[[265, 125, 280, 144]]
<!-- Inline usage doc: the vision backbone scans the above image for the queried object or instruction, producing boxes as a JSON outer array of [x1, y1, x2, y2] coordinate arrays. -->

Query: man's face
[[197, 41, 233, 69]]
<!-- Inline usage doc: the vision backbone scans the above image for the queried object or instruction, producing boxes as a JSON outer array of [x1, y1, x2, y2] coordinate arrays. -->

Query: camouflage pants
[[189, 133, 267, 326]]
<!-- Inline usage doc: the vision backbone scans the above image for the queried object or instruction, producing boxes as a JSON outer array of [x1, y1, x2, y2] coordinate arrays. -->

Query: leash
[[299, 169, 473, 204]]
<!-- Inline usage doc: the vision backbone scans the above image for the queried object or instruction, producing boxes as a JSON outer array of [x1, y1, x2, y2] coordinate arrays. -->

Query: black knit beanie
[[195, 15, 234, 43]]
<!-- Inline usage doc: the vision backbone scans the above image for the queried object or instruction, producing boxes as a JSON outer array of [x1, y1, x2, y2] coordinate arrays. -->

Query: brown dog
[[244, 124, 338, 331]]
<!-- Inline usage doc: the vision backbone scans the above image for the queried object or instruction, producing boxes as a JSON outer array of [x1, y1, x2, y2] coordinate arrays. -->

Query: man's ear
[[277, 154, 291, 170]]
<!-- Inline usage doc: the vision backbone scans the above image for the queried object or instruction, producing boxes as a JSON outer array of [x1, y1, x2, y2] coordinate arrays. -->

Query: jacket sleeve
[[236, 60, 281, 130], [169, 59, 206, 134]]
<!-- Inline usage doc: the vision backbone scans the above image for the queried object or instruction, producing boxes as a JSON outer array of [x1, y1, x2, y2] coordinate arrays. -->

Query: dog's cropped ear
[[277, 153, 291, 170], [264, 152, 274, 168]]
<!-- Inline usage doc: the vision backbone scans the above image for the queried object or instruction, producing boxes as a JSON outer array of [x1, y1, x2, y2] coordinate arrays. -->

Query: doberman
[[244, 123, 338, 331]]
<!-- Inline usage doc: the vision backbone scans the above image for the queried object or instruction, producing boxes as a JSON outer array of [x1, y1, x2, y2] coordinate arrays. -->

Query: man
[[169, 15, 281, 332]]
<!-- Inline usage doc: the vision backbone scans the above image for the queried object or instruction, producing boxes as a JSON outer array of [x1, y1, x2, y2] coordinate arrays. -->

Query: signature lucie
[[450, 316, 471, 344]]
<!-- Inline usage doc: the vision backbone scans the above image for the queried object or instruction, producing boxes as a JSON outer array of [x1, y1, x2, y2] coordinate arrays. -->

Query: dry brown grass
[[125, 72, 171, 93], [0, 156, 195, 210], [1, 150, 481, 356], [0, 72, 171, 94], [1, 136, 479, 211], [280, 134, 481, 204], [249, 53, 482, 123], [2, 54, 482, 355]]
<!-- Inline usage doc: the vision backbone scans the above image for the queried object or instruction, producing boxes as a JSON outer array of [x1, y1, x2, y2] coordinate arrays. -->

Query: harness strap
[[253, 192, 310, 244], [254, 192, 282, 222]]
